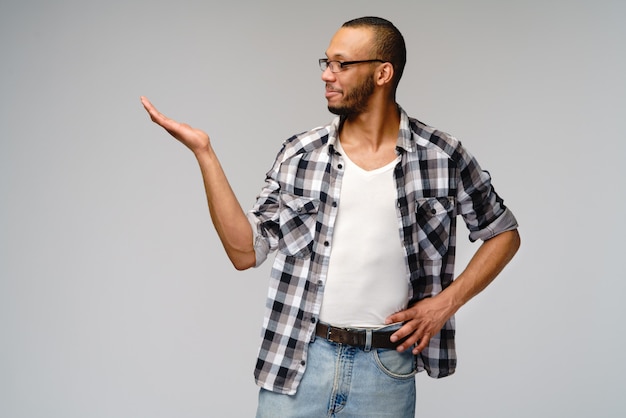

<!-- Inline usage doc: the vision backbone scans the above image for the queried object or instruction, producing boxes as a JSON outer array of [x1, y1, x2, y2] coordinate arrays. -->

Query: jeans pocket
[[373, 349, 418, 380]]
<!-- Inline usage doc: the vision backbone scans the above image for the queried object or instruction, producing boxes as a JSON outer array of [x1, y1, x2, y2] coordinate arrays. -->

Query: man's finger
[[413, 334, 431, 354], [140, 96, 156, 114], [141, 97, 178, 131], [390, 319, 417, 344], [140, 97, 165, 121]]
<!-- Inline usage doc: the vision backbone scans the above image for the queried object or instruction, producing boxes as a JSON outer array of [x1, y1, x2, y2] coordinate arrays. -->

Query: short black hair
[[342, 17, 407, 89]]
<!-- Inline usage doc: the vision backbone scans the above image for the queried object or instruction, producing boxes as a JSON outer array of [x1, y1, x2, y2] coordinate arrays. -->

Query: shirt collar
[[396, 106, 415, 153], [327, 117, 341, 153]]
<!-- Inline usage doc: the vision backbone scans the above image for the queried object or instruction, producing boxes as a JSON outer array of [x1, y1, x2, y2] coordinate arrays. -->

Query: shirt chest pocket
[[415, 197, 455, 260], [278, 193, 320, 258]]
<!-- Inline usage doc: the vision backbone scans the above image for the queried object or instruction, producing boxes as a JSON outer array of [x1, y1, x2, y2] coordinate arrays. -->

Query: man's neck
[[339, 101, 400, 151], [337, 101, 401, 171]]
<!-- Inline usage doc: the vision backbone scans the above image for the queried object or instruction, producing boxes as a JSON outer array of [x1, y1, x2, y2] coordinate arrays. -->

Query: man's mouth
[[325, 85, 342, 98]]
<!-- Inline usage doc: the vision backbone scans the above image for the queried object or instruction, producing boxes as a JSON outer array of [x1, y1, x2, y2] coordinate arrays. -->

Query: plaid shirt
[[247, 107, 518, 395]]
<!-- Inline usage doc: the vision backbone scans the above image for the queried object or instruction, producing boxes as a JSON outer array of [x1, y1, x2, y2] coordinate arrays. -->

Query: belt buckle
[[326, 324, 347, 344]]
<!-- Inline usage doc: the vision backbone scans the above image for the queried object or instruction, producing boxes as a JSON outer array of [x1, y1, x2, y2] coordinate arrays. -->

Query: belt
[[315, 322, 408, 350]]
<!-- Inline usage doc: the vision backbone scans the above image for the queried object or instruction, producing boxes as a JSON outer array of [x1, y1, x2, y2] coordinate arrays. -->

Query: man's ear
[[376, 62, 394, 86]]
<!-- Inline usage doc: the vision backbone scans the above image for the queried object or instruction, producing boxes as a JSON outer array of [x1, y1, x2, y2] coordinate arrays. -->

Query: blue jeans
[[256, 325, 417, 417]]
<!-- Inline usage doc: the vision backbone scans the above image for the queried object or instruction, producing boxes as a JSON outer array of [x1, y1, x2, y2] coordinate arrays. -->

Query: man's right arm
[[140, 97, 255, 270]]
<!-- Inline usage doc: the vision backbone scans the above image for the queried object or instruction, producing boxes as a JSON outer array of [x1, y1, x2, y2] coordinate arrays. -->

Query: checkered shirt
[[247, 107, 518, 395]]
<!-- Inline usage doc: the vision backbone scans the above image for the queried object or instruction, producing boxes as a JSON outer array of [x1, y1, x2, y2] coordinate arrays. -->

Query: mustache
[[325, 84, 342, 93]]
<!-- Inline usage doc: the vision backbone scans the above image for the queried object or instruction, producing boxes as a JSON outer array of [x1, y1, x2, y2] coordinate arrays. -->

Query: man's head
[[322, 17, 406, 116], [341, 17, 406, 89]]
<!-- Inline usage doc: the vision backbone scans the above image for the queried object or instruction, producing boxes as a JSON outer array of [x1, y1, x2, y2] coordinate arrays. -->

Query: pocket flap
[[416, 196, 455, 216], [280, 194, 320, 214]]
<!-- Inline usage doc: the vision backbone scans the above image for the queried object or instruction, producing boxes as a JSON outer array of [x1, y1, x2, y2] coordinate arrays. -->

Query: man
[[141, 16, 520, 418]]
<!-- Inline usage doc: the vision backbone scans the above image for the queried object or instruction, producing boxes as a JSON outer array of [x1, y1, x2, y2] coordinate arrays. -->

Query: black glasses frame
[[319, 58, 386, 73]]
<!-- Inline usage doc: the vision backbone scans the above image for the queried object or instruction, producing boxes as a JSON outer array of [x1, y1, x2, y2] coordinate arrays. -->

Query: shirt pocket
[[278, 193, 320, 258], [415, 196, 455, 260]]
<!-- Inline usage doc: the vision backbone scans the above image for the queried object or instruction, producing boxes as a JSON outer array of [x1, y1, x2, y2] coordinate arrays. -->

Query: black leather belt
[[315, 322, 408, 350]]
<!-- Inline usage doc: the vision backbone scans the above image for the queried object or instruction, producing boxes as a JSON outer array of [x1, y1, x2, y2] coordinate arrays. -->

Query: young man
[[142, 16, 520, 418]]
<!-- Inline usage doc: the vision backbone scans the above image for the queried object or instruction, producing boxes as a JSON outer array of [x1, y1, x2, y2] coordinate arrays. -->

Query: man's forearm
[[441, 229, 521, 313], [195, 146, 256, 270]]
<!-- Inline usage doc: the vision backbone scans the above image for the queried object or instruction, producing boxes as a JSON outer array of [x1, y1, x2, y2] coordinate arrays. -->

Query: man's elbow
[[502, 228, 521, 259], [230, 251, 256, 271], [510, 228, 521, 251]]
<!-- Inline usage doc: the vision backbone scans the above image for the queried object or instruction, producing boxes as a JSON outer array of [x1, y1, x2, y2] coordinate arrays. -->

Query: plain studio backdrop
[[1, 0, 624, 417]]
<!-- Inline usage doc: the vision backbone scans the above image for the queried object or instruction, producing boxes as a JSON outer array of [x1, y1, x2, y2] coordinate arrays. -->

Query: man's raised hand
[[140, 96, 210, 155]]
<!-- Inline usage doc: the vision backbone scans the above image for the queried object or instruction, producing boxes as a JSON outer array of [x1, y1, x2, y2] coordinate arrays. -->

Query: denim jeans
[[256, 325, 417, 417]]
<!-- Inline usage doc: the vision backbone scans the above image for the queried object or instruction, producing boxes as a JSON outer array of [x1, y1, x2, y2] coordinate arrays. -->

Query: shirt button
[[301, 360, 306, 366], [311, 317, 316, 323], [337, 164, 343, 169], [332, 202, 337, 207], [324, 241, 329, 247]]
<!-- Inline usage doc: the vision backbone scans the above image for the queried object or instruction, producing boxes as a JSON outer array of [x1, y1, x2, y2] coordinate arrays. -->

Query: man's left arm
[[386, 228, 521, 354]]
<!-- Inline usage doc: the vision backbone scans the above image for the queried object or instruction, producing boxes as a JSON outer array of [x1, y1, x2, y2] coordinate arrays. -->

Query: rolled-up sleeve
[[247, 212, 272, 267], [456, 146, 518, 243], [467, 207, 518, 242], [247, 145, 286, 267]]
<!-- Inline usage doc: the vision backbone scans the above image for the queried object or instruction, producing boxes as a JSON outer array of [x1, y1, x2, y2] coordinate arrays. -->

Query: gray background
[[1, 0, 624, 417]]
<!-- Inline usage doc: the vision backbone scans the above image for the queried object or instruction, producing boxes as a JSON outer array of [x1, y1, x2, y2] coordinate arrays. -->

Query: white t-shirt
[[319, 141, 409, 327]]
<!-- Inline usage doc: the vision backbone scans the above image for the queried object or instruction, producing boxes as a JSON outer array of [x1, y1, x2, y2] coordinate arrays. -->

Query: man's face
[[322, 27, 378, 116]]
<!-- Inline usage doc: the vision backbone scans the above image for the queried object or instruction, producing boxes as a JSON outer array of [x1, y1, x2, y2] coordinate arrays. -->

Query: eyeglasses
[[319, 58, 386, 73]]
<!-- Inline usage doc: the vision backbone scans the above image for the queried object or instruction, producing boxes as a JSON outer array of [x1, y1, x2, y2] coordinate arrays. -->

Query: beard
[[327, 75, 375, 116]]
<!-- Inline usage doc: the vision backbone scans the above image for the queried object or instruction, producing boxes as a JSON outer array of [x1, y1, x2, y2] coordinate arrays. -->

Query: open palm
[[140, 96, 210, 154]]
